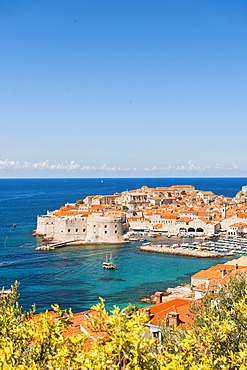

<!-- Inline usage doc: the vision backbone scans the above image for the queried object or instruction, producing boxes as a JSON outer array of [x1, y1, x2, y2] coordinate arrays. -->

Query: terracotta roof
[[176, 217, 192, 223], [192, 264, 246, 279], [174, 185, 194, 188], [179, 210, 196, 214], [198, 217, 210, 224], [229, 222, 247, 228], [144, 298, 193, 330], [194, 268, 247, 292], [161, 213, 178, 219]]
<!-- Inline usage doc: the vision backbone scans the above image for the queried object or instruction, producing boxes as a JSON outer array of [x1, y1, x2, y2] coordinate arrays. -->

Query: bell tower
[[222, 206, 226, 219]]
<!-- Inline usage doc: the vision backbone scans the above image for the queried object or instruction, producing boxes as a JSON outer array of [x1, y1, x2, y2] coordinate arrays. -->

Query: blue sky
[[1, 0, 247, 178]]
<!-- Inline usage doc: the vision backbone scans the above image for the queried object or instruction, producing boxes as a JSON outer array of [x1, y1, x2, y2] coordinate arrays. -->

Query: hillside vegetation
[[1, 276, 247, 369]]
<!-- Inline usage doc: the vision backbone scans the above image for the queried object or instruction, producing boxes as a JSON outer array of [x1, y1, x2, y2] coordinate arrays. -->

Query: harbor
[[123, 228, 247, 259], [140, 243, 222, 258]]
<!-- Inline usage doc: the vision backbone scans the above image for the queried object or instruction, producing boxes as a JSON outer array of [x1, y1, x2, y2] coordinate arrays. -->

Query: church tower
[[222, 206, 226, 219]]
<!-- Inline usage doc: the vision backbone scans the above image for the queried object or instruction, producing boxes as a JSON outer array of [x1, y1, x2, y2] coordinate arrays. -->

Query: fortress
[[36, 213, 128, 244]]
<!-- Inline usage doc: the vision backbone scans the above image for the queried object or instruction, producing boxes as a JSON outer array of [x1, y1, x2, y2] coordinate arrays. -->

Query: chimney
[[167, 312, 179, 327], [155, 291, 163, 304], [145, 308, 151, 319], [222, 269, 227, 278]]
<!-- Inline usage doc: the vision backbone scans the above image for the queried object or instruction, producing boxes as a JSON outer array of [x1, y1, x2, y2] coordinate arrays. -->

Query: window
[[75, 229, 78, 232], [83, 228, 86, 232], [152, 331, 160, 339], [105, 231, 107, 234], [68, 229, 70, 232], [115, 230, 117, 233]]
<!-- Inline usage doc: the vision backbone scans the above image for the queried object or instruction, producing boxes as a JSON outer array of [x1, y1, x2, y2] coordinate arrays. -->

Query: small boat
[[102, 254, 116, 269]]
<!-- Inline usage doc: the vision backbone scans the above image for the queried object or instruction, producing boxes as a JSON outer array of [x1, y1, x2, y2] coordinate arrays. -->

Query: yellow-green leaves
[[2, 275, 247, 369]]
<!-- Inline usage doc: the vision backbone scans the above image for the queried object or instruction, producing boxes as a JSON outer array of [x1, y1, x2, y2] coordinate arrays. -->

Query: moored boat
[[102, 254, 116, 269]]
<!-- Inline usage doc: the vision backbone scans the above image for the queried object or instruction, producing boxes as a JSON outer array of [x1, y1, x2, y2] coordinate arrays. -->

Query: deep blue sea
[[0, 177, 246, 313]]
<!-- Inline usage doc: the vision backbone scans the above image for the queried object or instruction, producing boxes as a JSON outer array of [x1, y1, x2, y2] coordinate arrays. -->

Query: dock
[[35, 239, 129, 251], [140, 245, 223, 258], [35, 240, 77, 251]]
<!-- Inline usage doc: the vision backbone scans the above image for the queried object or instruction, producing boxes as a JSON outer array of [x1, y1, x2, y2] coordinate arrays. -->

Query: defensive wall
[[36, 213, 128, 244]]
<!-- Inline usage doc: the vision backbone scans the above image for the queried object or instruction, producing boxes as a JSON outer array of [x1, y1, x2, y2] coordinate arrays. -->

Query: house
[[227, 222, 247, 237], [143, 292, 193, 340], [31, 309, 109, 351], [191, 263, 247, 299]]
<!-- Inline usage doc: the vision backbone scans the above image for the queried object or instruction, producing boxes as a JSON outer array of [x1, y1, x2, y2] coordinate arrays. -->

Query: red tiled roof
[[144, 298, 193, 330]]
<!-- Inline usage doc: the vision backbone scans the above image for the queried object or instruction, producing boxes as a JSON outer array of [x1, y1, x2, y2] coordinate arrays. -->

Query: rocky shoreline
[[140, 244, 223, 258], [139, 284, 193, 304]]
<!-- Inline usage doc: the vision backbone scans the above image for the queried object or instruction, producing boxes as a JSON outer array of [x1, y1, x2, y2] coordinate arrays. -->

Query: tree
[[2, 276, 247, 369], [82, 298, 158, 369], [0, 284, 158, 369], [0, 282, 85, 369], [75, 199, 84, 205], [159, 273, 247, 369]]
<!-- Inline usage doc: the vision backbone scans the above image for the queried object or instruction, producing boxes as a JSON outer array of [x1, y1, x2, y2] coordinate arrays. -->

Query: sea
[[0, 177, 246, 313]]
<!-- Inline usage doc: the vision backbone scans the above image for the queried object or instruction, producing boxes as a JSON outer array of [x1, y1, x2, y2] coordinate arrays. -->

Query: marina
[[140, 243, 222, 258], [139, 234, 247, 258]]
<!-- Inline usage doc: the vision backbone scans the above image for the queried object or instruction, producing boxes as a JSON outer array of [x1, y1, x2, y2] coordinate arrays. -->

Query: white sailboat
[[102, 254, 116, 269]]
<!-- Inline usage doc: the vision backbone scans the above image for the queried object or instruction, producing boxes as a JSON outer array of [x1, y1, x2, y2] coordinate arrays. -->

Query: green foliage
[[75, 199, 84, 204], [160, 273, 247, 369], [123, 205, 129, 210], [2, 276, 247, 369], [0, 282, 85, 369], [85, 298, 158, 369], [0, 285, 157, 369]]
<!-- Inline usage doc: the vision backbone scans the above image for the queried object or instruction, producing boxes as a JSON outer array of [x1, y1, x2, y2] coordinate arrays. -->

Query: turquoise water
[[0, 178, 246, 313]]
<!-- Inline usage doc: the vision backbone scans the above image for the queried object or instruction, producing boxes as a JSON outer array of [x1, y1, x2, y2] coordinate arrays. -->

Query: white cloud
[[0, 160, 21, 169], [176, 165, 186, 171], [188, 160, 201, 171], [0, 159, 245, 175]]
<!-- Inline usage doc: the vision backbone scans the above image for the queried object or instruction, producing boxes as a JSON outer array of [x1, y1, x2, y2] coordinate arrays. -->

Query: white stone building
[[36, 213, 128, 244]]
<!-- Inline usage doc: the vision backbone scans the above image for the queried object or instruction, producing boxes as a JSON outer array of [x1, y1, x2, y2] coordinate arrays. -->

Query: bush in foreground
[[1, 275, 247, 369]]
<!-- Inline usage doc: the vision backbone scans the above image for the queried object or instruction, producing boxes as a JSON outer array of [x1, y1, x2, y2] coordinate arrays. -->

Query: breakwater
[[140, 245, 223, 258]]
